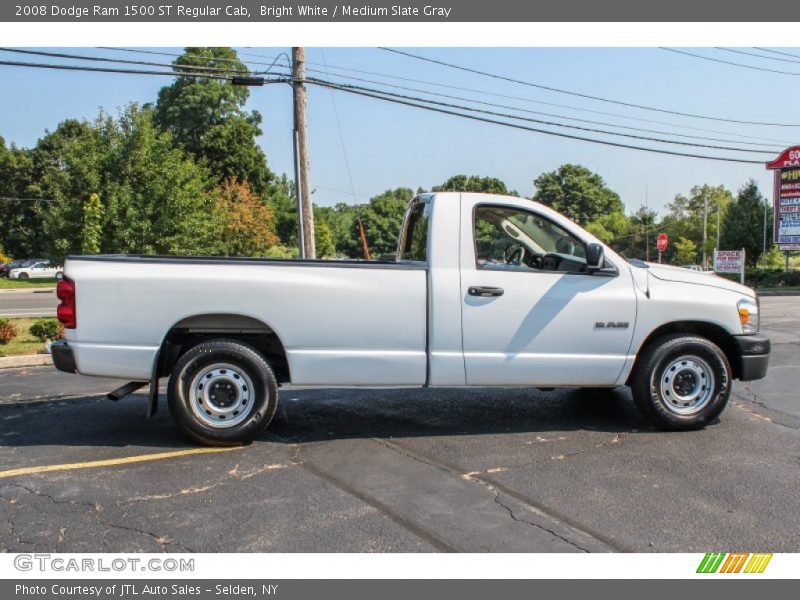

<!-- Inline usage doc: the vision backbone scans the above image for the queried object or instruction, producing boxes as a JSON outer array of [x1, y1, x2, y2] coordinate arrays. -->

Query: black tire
[[630, 334, 731, 431], [167, 339, 278, 446], [18, 272, 29, 279]]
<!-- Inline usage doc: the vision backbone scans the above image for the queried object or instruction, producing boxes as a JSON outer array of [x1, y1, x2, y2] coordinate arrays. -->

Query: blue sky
[[0, 47, 796, 214]]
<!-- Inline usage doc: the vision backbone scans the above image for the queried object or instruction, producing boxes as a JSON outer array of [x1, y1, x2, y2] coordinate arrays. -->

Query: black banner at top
[[2, 0, 798, 22]]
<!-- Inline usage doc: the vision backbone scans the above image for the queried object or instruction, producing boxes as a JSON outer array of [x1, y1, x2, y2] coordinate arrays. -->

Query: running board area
[[107, 381, 148, 401]]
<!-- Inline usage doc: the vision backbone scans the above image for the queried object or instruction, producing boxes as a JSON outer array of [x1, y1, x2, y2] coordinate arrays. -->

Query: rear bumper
[[732, 334, 770, 381], [51, 340, 76, 374]]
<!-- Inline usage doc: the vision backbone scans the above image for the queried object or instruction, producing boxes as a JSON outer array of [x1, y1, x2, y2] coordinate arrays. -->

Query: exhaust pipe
[[107, 381, 148, 401]]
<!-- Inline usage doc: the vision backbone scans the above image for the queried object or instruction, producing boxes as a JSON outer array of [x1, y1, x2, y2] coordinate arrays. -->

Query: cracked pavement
[[0, 297, 798, 552]]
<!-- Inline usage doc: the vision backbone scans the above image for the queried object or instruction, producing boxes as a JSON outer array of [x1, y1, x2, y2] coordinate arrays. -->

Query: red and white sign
[[767, 146, 800, 249], [656, 233, 668, 253], [714, 250, 744, 273], [766, 147, 800, 170]]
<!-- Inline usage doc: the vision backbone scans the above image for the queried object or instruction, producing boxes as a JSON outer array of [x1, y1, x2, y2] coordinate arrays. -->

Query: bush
[[264, 244, 300, 259], [718, 268, 800, 288], [0, 318, 18, 345], [28, 318, 64, 342]]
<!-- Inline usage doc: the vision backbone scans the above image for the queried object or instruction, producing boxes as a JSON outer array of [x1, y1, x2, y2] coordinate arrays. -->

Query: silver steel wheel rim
[[658, 355, 715, 415], [188, 363, 255, 428]]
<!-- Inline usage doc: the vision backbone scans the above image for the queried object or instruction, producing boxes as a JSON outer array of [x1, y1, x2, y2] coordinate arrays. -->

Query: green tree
[[533, 164, 623, 225], [40, 105, 220, 258], [81, 193, 104, 254], [673, 236, 698, 265], [266, 175, 299, 247], [763, 244, 784, 269], [585, 211, 629, 244], [154, 47, 272, 193], [660, 184, 731, 266], [350, 188, 414, 258], [721, 180, 771, 267], [32, 118, 104, 259], [313, 208, 336, 258], [611, 205, 659, 261], [317, 202, 358, 256], [432, 174, 516, 195], [0, 135, 49, 257]]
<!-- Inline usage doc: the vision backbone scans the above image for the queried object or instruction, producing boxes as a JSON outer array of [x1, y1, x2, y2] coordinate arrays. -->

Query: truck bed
[[64, 254, 428, 386]]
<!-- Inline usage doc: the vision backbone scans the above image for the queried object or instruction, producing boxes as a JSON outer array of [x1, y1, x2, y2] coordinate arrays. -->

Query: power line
[[312, 184, 372, 200], [715, 47, 800, 65], [288, 63, 783, 151], [0, 47, 248, 75], [126, 47, 794, 145], [754, 47, 800, 60], [100, 46, 288, 73], [302, 77, 774, 155], [304, 78, 766, 165], [0, 58, 231, 80], [319, 49, 359, 204], [662, 47, 800, 76], [380, 47, 800, 127], [0, 57, 292, 83]]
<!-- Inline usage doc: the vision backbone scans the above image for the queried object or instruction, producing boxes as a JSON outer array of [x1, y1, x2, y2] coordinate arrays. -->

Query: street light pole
[[645, 184, 649, 262], [762, 198, 768, 268], [702, 195, 708, 269]]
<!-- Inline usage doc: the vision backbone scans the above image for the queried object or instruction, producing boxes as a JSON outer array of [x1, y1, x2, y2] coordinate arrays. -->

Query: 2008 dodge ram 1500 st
[[51, 192, 770, 445]]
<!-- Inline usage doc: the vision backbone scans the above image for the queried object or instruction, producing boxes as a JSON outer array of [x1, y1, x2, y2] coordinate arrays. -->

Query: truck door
[[460, 201, 636, 386]]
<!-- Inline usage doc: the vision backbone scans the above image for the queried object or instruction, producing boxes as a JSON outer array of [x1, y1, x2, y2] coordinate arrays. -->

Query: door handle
[[468, 286, 504, 297]]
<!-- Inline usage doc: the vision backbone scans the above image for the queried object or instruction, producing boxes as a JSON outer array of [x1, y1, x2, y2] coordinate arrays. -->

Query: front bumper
[[732, 334, 770, 381], [51, 340, 76, 374]]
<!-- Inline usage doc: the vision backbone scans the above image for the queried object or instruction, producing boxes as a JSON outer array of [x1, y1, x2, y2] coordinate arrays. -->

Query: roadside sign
[[656, 233, 668, 252], [766, 146, 800, 250], [714, 248, 745, 284]]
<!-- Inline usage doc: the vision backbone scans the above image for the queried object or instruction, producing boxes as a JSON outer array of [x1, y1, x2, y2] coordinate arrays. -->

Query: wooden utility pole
[[292, 47, 315, 259]]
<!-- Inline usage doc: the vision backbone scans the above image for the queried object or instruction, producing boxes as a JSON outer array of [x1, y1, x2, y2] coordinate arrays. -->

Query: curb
[[0, 354, 53, 369], [757, 291, 800, 297], [0, 288, 56, 294]]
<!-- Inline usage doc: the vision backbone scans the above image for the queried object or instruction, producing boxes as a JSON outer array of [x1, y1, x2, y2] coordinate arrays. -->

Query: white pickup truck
[[52, 192, 770, 445]]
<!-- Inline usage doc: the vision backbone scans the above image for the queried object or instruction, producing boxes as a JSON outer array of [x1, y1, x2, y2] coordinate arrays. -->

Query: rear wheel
[[630, 334, 731, 430], [168, 339, 278, 446]]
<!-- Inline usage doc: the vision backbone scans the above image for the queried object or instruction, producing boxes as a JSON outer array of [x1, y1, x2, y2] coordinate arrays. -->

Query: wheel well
[[629, 321, 741, 382], [157, 314, 290, 383]]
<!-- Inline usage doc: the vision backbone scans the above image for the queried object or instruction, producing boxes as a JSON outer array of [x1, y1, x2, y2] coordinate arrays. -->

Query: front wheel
[[17, 272, 29, 279], [168, 339, 278, 446], [630, 334, 731, 431]]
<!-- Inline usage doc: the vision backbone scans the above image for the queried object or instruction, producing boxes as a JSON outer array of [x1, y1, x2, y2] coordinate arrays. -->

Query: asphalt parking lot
[[1, 297, 798, 553]]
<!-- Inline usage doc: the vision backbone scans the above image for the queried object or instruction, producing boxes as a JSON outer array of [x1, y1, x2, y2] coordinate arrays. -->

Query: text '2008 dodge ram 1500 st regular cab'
[[51, 192, 770, 445]]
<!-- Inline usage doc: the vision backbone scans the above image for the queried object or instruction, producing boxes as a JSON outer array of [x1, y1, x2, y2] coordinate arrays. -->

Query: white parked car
[[8, 260, 63, 280], [51, 192, 770, 445]]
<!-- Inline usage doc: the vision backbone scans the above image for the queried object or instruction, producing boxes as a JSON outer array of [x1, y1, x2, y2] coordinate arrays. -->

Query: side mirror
[[586, 243, 604, 271]]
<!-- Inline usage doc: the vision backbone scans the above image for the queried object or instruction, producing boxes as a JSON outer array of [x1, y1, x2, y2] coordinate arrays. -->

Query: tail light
[[56, 277, 76, 329]]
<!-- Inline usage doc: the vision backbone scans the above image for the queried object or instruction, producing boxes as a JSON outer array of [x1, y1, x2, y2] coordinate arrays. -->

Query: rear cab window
[[398, 199, 431, 263]]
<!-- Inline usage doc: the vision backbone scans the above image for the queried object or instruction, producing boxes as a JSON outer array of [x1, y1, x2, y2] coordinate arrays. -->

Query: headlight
[[737, 298, 759, 334]]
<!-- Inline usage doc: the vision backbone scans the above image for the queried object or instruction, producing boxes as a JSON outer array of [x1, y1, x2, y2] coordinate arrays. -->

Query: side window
[[399, 201, 430, 262], [474, 205, 588, 273]]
